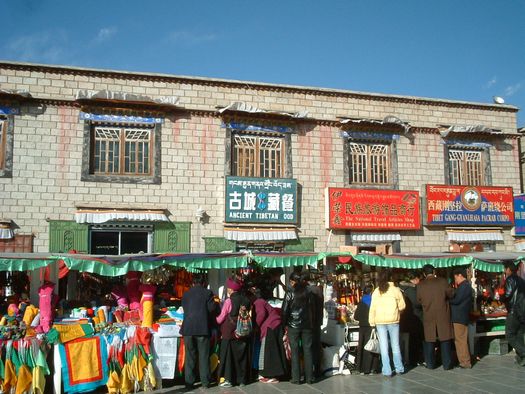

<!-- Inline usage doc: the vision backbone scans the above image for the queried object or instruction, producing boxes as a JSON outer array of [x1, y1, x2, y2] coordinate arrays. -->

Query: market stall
[[0, 250, 320, 393]]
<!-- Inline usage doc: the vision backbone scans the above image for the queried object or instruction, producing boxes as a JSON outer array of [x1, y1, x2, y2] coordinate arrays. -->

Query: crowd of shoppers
[[180, 262, 525, 389]]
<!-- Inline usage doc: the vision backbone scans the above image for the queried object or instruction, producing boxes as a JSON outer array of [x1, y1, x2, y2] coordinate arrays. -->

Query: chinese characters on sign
[[426, 185, 514, 226], [514, 195, 525, 236], [325, 188, 421, 230], [225, 177, 298, 224]]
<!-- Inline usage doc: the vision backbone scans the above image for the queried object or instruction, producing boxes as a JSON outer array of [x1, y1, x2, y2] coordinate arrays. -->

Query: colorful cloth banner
[[59, 336, 109, 393]]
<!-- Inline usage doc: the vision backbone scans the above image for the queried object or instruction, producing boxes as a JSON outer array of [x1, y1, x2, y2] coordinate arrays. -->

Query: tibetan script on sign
[[325, 188, 421, 230], [426, 184, 514, 226]]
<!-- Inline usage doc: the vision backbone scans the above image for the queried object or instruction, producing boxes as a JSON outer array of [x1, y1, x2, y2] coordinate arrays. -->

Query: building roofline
[[0, 59, 519, 113]]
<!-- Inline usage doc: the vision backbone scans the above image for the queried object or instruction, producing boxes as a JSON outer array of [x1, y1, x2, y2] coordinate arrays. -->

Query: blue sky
[[2, 0, 525, 125]]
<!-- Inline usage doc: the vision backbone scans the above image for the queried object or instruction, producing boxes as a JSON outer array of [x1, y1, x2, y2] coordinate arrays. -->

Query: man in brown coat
[[417, 264, 454, 370]]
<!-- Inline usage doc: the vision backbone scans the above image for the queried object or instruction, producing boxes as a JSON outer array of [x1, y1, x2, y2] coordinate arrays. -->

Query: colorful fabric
[[22, 305, 39, 327], [140, 284, 156, 328], [37, 282, 55, 333], [59, 335, 109, 393], [53, 324, 94, 343]]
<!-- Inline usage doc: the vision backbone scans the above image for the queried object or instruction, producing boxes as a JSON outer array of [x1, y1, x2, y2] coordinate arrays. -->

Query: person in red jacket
[[253, 288, 287, 383]]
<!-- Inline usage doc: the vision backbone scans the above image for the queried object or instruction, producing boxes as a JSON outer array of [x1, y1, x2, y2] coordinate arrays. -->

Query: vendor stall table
[[468, 315, 507, 356]]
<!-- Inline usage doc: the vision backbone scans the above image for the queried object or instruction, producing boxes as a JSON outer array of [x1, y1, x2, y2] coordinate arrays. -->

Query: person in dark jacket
[[417, 264, 454, 370], [281, 272, 315, 384], [307, 273, 324, 379], [502, 262, 525, 366], [353, 285, 380, 374], [181, 274, 218, 389], [449, 267, 473, 369], [399, 270, 424, 366]]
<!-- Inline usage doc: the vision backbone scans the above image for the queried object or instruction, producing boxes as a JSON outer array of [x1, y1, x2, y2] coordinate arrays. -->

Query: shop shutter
[[284, 237, 316, 252], [203, 237, 236, 253], [153, 222, 191, 253], [49, 220, 89, 253]]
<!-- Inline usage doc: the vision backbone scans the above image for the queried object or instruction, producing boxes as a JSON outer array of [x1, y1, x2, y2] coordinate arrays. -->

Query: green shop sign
[[225, 176, 298, 224]]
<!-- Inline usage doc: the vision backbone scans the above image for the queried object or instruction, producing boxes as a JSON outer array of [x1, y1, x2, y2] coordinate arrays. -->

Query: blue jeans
[[376, 323, 404, 376]]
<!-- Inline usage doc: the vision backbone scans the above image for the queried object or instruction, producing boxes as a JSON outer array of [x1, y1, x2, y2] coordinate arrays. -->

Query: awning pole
[[470, 263, 478, 311]]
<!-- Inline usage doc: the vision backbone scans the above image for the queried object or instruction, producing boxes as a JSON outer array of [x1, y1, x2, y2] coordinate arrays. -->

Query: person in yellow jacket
[[369, 269, 406, 377]]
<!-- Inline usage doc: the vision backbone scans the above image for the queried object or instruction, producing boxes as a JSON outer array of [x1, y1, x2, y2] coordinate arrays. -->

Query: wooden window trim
[[448, 148, 484, 186], [349, 141, 392, 186], [91, 125, 153, 176], [82, 120, 161, 185], [232, 133, 285, 178]]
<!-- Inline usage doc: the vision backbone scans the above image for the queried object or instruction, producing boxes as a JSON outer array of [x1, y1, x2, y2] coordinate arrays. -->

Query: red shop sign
[[426, 184, 514, 226], [325, 188, 421, 230]]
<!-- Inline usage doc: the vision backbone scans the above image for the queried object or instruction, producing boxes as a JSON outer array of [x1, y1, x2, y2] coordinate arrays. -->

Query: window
[[232, 134, 284, 178], [82, 117, 161, 184], [91, 125, 152, 175], [0, 118, 6, 170], [448, 149, 483, 185], [90, 228, 152, 255], [349, 141, 390, 185]]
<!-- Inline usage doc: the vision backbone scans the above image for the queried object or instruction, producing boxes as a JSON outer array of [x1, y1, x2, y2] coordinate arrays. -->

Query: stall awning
[[0, 219, 14, 240], [447, 229, 504, 242], [515, 241, 525, 252], [224, 227, 297, 241], [75, 208, 169, 224], [351, 233, 401, 243]]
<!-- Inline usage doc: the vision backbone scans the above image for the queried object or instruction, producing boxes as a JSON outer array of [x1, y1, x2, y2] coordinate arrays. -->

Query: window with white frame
[[448, 149, 483, 185], [232, 134, 284, 178], [91, 125, 153, 176], [349, 141, 391, 185]]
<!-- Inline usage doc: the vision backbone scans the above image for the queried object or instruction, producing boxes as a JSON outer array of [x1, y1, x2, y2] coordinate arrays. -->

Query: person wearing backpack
[[502, 262, 525, 366], [281, 272, 316, 385], [216, 278, 252, 387]]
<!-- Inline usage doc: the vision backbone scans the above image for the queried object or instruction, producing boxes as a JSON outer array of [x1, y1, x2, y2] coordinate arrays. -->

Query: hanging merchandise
[[37, 282, 57, 333]]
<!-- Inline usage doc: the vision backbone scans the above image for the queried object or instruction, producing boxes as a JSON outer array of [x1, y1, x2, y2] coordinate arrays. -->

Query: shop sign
[[225, 176, 297, 224], [426, 185, 514, 226], [325, 188, 421, 230], [514, 195, 525, 236]]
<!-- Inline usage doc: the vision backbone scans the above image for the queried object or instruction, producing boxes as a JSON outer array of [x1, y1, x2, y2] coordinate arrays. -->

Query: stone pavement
[[153, 354, 525, 394]]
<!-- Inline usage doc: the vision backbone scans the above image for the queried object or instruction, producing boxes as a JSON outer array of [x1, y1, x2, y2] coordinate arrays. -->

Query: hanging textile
[[59, 336, 109, 393]]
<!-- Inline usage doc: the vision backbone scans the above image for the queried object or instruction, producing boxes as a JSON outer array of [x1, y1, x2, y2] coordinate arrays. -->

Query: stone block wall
[[0, 62, 520, 253]]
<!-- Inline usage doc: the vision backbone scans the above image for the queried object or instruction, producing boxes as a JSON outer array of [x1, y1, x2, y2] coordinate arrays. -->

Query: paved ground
[[153, 353, 525, 394]]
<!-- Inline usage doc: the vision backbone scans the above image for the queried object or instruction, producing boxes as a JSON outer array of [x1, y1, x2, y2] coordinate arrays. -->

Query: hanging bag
[[234, 305, 252, 338], [364, 328, 380, 353]]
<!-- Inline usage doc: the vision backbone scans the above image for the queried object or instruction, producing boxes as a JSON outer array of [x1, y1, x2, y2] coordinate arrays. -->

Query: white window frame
[[232, 133, 285, 178], [349, 141, 391, 185], [448, 149, 484, 186]]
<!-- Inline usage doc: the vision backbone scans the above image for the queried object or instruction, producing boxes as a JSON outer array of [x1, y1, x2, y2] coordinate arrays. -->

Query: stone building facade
[[0, 61, 521, 261]]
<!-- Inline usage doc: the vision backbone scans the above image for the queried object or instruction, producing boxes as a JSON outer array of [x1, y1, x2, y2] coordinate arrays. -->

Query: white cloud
[[504, 82, 523, 97], [168, 30, 217, 45], [484, 76, 497, 89], [4, 31, 68, 63], [94, 27, 117, 43]]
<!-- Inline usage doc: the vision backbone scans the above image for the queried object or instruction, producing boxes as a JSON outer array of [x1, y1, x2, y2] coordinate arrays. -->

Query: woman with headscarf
[[354, 285, 380, 374], [253, 288, 287, 383], [281, 272, 315, 385], [369, 269, 406, 377], [216, 278, 252, 387]]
